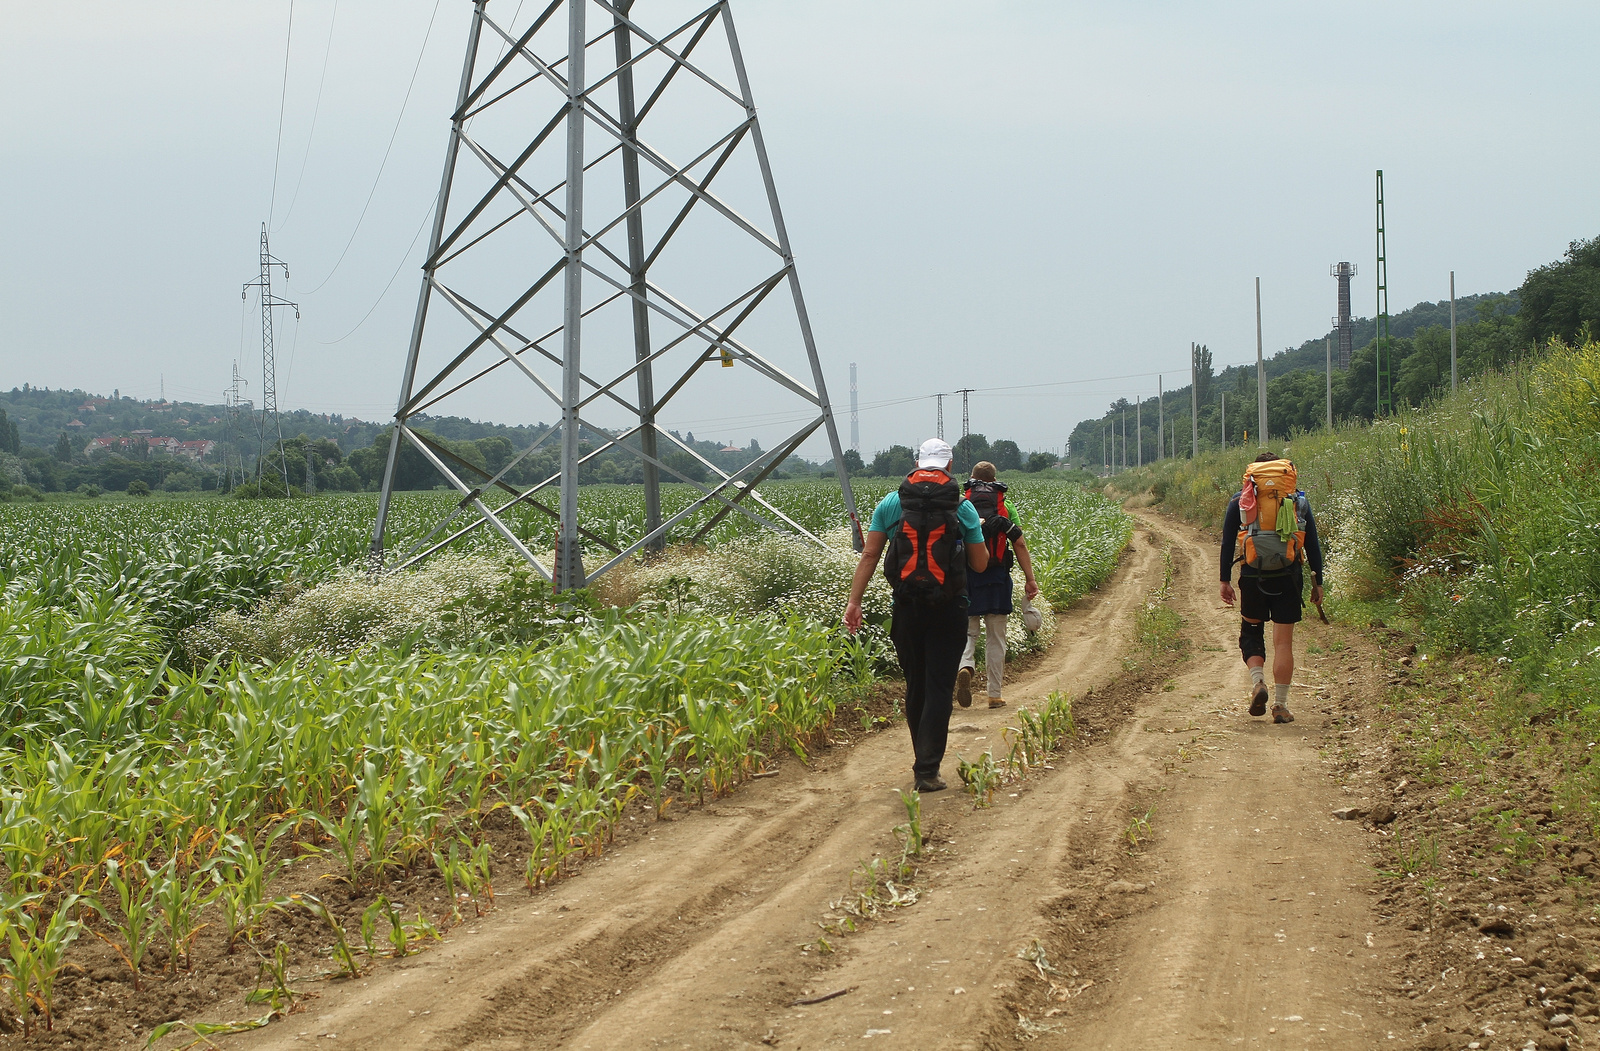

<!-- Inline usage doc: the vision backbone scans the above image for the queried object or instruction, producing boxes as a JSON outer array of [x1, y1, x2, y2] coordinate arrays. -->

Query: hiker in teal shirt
[[845, 438, 988, 792]]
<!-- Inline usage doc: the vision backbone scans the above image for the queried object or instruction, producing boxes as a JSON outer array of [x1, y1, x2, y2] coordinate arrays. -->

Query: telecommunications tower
[[241, 224, 299, 493], [368, 0, 859, 590], [1330, 261, 1357, 370]]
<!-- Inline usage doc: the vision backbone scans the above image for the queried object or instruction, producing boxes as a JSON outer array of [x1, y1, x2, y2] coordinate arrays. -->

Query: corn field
[[0, 476, 1126, 1040]]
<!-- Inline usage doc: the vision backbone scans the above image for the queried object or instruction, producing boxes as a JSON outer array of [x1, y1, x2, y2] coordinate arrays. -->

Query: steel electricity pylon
[[242, 223, 299, 493], [369, 0, 859, 589]]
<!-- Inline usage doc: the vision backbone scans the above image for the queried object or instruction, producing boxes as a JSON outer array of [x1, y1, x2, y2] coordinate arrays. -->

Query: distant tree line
[[1068, 234, 1600, 466]]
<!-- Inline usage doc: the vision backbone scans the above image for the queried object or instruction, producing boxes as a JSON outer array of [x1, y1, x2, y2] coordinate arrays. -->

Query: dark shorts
[[1239, 569, 1302, 624]]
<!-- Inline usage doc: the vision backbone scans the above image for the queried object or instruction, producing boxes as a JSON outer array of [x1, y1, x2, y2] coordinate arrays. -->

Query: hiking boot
[[988, 697, 1006, 709], [914, 774, 948, 792], [1249, 682, 1268, 717], [1271, 704, 1295, 724], [955, 667, 973, 708]]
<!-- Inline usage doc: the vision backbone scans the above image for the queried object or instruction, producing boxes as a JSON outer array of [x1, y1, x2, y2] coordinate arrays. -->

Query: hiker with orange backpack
[[844, 438, 989, 792], [1219, 452, 1325, 723], [955, 462, 1041, 709]]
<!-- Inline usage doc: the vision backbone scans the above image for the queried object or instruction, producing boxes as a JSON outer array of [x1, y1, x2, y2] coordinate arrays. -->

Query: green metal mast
[[1374, 169, 1392, 415]]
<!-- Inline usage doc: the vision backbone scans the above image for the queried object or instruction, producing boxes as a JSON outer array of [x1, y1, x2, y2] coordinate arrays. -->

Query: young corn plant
[[0, 893, 42, 1036], [212, 825, 292, 953], [285, 894, 359, 978], [956, 752, 1003, 807], [893, 789, 923, 879], [244, 942, 296, 1013], [30, 896, 85, 1033], [148, 855, 218, 974], [94, 860, 157, 990], [1, 894, 84, 1034]]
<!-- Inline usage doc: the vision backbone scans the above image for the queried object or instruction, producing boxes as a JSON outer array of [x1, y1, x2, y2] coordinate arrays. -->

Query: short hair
[[1253, 451, 1279, 463], [971, 461, 997, 481]]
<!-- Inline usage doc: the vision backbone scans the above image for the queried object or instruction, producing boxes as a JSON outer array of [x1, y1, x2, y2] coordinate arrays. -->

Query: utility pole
[[1255, 276, 1267, 444], [1135, 397, 1141, 468], [241, 223, 298, 495], [1157, 375, 1164, 461], [1190, 342, 1199, 458], [1326, 336, 1333, 429], [1375, 169, 1392, 415], [1221, 391, 1226, 449], [849, 363, 859, 452], [955, 388, 974, 468], [1449, 270, 1458, 393], [1120, 410, 1126, 472]]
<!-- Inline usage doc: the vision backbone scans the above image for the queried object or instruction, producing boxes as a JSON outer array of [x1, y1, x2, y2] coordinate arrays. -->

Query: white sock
[[1274, 683, 1290, 707], [1250, 667, 1265, 687]]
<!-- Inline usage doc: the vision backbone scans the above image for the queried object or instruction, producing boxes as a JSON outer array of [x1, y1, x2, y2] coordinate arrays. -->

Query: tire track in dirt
[[1002, 511, 1418, 1050], [224, 512, 1414, 1050]]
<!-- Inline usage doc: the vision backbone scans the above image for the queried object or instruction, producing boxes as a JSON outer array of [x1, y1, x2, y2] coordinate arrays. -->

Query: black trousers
[[889, 596, 968, 779]]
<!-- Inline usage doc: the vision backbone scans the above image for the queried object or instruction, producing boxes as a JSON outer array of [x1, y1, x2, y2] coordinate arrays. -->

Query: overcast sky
[[4, 1, 1597, 459]]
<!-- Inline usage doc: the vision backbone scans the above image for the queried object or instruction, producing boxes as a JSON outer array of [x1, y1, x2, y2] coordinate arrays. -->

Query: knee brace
[[1238, 618, 1266, 662]]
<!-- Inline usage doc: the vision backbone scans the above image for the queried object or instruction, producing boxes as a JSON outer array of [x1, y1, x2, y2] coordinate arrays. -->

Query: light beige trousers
[[960, 615, 1007, 698]]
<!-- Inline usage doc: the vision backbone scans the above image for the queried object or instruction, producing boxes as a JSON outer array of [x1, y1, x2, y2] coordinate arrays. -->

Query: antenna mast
[[242, 223, 299, 493]]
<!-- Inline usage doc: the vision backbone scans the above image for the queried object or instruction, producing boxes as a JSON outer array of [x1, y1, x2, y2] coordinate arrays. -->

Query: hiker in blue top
[[845, 438, 988, 792]]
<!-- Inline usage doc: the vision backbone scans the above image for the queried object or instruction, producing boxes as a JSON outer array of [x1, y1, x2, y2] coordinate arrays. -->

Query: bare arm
[[967, 540, 989, 573], [1013, 534, 1039, 599], [843, 530, 888, 634]]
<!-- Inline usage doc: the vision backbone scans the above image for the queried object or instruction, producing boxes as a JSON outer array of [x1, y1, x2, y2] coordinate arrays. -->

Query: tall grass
[[1112, 339, 1600, 699]]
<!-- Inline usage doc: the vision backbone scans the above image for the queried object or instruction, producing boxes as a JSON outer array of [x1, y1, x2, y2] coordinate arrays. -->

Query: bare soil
[[30, 509, 1600, 1050]]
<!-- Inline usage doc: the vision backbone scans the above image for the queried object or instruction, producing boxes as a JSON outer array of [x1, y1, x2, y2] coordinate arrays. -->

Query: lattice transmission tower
[[368, 0, 859, 589], [242, 224, 299, 493]]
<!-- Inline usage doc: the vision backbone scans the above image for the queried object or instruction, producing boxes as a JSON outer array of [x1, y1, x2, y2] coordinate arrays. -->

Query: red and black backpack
[[963, 479, 1014, 572], [883, 468, 967, 605]]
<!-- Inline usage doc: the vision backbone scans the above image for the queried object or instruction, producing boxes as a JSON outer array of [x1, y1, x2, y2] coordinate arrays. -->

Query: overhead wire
[[316, 200, 435, 344], [293, 0, 445, 296], [274, 0, 340, 234], [266, 0, 297, 227]]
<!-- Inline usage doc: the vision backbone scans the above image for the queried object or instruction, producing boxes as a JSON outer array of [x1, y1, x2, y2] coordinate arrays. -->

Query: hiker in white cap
[[844, 438, 988, 792]]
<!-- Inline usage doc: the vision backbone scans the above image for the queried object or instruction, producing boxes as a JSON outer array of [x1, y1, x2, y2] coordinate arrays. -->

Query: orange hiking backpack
[[1238, 459, 1307, 573], [883, 468, 968, 605]]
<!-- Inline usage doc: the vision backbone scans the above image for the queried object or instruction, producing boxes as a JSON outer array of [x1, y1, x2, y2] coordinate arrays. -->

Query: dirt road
[[227, 512, 1412, 1050]]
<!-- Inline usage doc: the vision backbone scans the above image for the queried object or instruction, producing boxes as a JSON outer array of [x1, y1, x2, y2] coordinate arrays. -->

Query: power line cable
[[274, 0, 340, 234], [316, 199, 435, 344], [293, 0, 444, 296], [267, 0, 297, 227]]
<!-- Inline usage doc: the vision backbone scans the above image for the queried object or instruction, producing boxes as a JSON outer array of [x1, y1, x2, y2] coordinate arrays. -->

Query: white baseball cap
[[915, 437, 953, 469]]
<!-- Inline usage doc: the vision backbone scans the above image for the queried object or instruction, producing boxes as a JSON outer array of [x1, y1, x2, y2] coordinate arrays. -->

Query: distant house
[[66, 419, 85, 429], [718, 445, 741, 453], [175, 439, 216, 462]]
